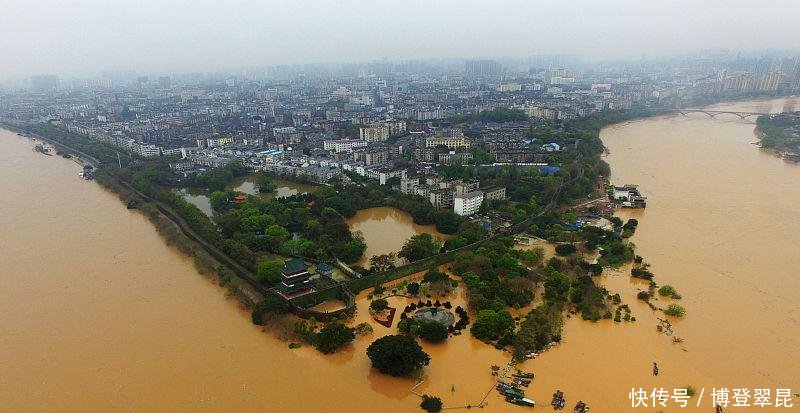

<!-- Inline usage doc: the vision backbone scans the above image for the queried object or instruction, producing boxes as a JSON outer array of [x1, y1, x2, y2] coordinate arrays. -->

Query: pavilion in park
[[276, 258, 318, 298]]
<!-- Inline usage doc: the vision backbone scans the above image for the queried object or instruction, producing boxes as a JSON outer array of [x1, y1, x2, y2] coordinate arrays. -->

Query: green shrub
[[370, 298, 389, 312], [555, 243, 577, 256], [420, 395, 443, 413], [658, 285, 681, 299], [314, 321, 356, 354], [664, 304, 686, 317]]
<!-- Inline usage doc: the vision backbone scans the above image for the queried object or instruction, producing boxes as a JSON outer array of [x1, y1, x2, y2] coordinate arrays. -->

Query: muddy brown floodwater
[[520, 96, 799, 412], [2, 96, 798, 413], [0, 131, 504, 413], [346, 207, 449, 267]]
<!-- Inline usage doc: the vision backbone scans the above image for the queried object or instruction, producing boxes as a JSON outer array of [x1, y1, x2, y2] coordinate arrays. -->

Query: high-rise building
[[793, 61, 800, 92], [29, 75, 59, 92], [158, 76, 171, 88], [465, 60, 502, 77]]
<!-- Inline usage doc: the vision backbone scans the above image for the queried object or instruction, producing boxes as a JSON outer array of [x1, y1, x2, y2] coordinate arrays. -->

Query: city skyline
[[2, 0, 800, 80]]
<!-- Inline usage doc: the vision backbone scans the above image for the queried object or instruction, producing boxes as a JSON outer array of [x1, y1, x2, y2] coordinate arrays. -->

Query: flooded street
[[2, 95, 798, 413], [522, 96, 800, 411], [347, 207, 448, 267]]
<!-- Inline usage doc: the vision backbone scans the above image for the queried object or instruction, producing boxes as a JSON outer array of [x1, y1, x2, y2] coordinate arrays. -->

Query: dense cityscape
[[2, 2, 800, 411], [2, 53, 799, 207]]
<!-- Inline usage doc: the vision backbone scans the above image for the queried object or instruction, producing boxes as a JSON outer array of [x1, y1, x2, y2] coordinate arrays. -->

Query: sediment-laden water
[[2, 96, 797, 412], [521, 96, 800, 412], [346, 207, 449, 267]]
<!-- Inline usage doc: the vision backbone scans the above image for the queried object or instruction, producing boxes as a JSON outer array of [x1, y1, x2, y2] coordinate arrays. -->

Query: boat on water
[[33, 143, 53, 156], [551, 390, 566, 410], [514, 369, 535, 379], [573, 401, 590, 413], [496, 382, 525, 399], [514, 378, 530, 387], [505, 396, 535, 407]]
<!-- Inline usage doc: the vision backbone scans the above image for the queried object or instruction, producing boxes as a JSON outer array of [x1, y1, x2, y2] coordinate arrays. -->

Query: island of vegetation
[[756, 113, 800, 161]]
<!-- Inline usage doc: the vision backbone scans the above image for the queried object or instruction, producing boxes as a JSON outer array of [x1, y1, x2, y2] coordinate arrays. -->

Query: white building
[[454, 190, 484, 216], [323, 139, 368, 153], [541, 142, 561, 152]]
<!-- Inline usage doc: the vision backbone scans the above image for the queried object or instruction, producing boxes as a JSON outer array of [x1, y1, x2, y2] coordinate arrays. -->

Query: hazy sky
[[1, 0, 799, 79]]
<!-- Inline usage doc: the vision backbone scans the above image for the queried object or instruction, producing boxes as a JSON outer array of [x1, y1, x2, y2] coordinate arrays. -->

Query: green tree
[[555, 243, 577, 256], [470, 309, 515, 340], [369, 253, 396, 271], [256, 259, 284, 285], [314, 321, 356, 354], [399, 233, 442, 262], [406, 282, 420, 296], [420, 395, 443, 413], [257, 175, 277, 193], [366, 335, 430, 377], [423, 268, 450, 284], [251, 292, 289, 325], [544, 270, 570, 305], [418, 321, 448, 342], [264, 225, 290, 252], [370, 298, 389, 312]]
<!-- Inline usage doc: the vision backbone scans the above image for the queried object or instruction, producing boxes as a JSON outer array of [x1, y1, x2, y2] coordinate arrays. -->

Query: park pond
[[346, 207, 450, 268], [174, 175, 316, 217]]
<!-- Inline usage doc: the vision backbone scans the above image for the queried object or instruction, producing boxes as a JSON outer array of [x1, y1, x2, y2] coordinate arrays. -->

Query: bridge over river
[[670, 109, 800, 119]]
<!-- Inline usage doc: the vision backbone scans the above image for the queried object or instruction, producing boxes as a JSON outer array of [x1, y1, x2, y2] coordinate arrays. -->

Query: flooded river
[[520, 96, 800, 412], [2, 96, 798, 413], [0, 131, 506, 413]]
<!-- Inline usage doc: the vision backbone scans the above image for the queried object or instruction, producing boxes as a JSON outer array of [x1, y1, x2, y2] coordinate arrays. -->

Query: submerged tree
[[366, 335, 430, 376], [420, 395, 444, 413], [314, 321, 356, 354]]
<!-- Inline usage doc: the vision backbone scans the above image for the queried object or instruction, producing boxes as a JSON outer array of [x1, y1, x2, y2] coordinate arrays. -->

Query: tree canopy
[[366, 335, 430, 376], [399, 233, 442, 262], [314, 321, 356, 354]]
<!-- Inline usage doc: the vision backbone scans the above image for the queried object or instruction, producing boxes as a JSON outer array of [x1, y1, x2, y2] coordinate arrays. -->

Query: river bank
[[3, 125, 264, 308], [581, 96, 799, 410], [3, 95, 798, 412]]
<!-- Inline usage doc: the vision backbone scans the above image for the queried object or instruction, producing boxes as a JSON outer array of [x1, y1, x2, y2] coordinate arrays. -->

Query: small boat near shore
[[573, 400, 590, 413], [496, 382, 525, 399], [513, 369, 535, 379], [506, 395, 535, 407], [33, 143, 53, 156]]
